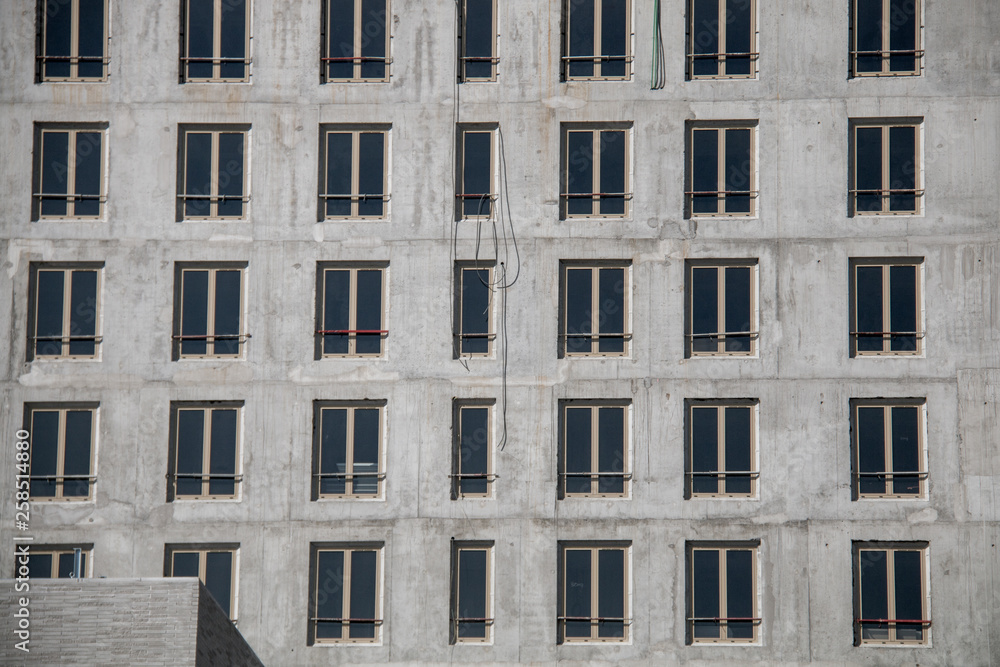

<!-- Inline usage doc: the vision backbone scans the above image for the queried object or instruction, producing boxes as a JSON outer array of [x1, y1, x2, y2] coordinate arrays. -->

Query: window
[[458, 0, 497, 81], [854, 543, 929, 644], [560, 262, 630, 356], [687, 400, 757, 498], [318, 125, 389, 219], [687, 543, 759, 643], [562, 0, 631, 80], [850, 0, 921, 77], [456, 125, 496, 218], [25, 404, 97, 501], [687, 122, 756, 216], [850, 119, 922, 215], [28, 263, 102, 360], [177, 125, 248, 220], [686, 260, 757, 357], [853, 400, 926, 499], [26, 546, 91, 578], [452, 400, 495, 499], [173, 264, 248, 359], [559, 543, 629, 643], [32, 123, 107, 220], [316, 264, 387, 357], [321, 0, 390, 82], [180, 0, 251, 82], [850, 258, 923, 356], [312, 402, 385, 499], [450, 542, 494, 643], [454, 263, 494, 357], [167, 546, 238, 621], [560, 401, 629, 498], [35, 0, 108, 81], [561, 124, 630, 218], [310, 544, 383, 643], [167, 403, 242, 501], [687, 0, 757, 79]]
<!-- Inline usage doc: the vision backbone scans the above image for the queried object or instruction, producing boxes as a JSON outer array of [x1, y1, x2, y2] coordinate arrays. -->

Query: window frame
[[310, 543, 384, 644], [454, 262, 495, 358], [315, 263, 388, 358], [849, 119, 923, 216], [851, 399, 927, 499], [173, 263, 249, 360], [24, 403, 98, 502], [685, 259, 759, 358], [318, 125, 390, 220], [558, 542, 631, 644], [686, 541, 761, 644], [179, 0, 252, 83], [320, 0, 391, 83], [849, 258, 924, 357], [32, 123, 109, 221], [27, 263, 104, 361], [685, 399, 759, 499], [312, 401, 387, 500], [456, 124, 498, 220], [849, 0, 923, 77], [24, 545, 93, 578], [450, 541, 495, 644], [560, 123, 632, 219], [35, 0, 110, 82], [686, 0, 759, 79], [559, 400, 631, 499], [561, 0, 633, 81], [458, 0, 498, 82], [176, 124, 250, 221], [165, 544, 240, 622], [686, 121, 758, 217], [452, 400, 495, 499], [559, 261, 632, 357], [167, 402, 243, 501], [853, 542, 930, 645]]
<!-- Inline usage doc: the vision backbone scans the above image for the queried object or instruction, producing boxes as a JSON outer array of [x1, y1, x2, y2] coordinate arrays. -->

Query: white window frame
[[686, 0, 759, 79], [168, 402, 243, 501], [316, 263, 388, 358], [849, 258, 924, 357], [687, 542, 761, 644], [686, 399, 759, 498], [452, 400, 496, 499], [450, 541, 495, 644], [26, 546, 92, 578], [850, 0, 923, 77], [310, 544, 384, 644], [852, 399, 928, 499], [458, 0, 498, 82], [321, 0, 391, 83], [312, 401, 386, 500], [562, 0, 633, 81], [686, 259, 759, 357], [166, 545, 240, 622], [32, 124, 108, 221], [561, 124, 632, 219], [177, 125, 250, 221], [456, 125, 498, 220], [174, 263, 249, 360], [318, 125, 390, 220], [560, 261, 632, 357], [180, 0, 253, 83], [28, 263, 104, 361], [558, 542, 631, 644], [25, 403, 98, 502], [36, 0, 110, 82], [559, 400, 631, 499], [849, 119, 923, 216], [687, 122, 758, 217], [854, 542, 930, 645]]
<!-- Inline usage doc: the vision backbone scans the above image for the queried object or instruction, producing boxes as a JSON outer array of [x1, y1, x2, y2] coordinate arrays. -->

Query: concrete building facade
[[1, 0, 999, 664]]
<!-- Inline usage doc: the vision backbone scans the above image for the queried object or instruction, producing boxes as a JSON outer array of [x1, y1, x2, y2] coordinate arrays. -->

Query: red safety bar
[[316, 329, 388, 334]]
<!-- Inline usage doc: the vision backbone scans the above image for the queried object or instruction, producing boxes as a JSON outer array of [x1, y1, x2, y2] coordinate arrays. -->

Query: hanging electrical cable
[[651, 0, 666, 90]]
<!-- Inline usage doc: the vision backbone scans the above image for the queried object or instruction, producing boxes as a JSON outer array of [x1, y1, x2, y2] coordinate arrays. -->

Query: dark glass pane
[[41, 132, 69, 217], [463, 0, 494, 79], [315, 551, 345, 638], [724, 129, 752, 213], [858, 407, 886, 495], [598, 267, 625, 353], [691, 267, 719, 352], [216, 133, 245, 217], [726, 550, 754, 638], [463, 132, 492, 217], [567, 0, 595, 78], [29, 411, 59, 498], [724, 407, 752, 494], [219, 0, 247, 79], [73, 133, 102, 217], [891, 407, 920, 494], [205, 552, 234, 617], [459, 407, 489, 495], [566, 132, 594, 216], [68, 270, 98, 356], [62, 410, 92, 497], [457, 549, 488, 637], [565, 268, 592, 353], [599, 130, 626, 216], [359, 0, 387, 79], [320, 409, 348, 495], [855, 266, 884, 352], [357, 133, 385, 217], [691, 407, 719, 494], [326, 0, 355, 80], [187, 0, 215, 79], [724, 0, 753, 75], [600, 0, 627, 77], [888, 126, 916, 211], [855, 127, 883, 212], [176, 410, 206, 496], [35, 271, 65, 357], [172, 552, 200, 578], [724, 267, 751, 352], [889, 265, 916, 351], [888, 0, 917, 72], [460, 268, 491, 355], [77, 0, 106, 78], [690, 0, 720, 77], [323, 270, 351, 354], [565, 407, 592, 494], [597, 407, 624, 494], [893, 551, 923, 640], [564, 550, 591, 637], [355, 269, 383, 354], [692, 130, 719, 214], [208, 409, 237, 496], [184, 134, 213, 217], [28, 554, 53, 579], [181, 270, 209, 355], [597, 549, 625, 637], [44, 1, 73, 77], [693, 550, 721, 638], [352, 408, 380, 495], [859, 550, 889, 640], [57, 552, 82, 578], [349, 551, 378, 638], [325, 133, 353, 217], [855, 0, 883, 73], [213, 270, 242, 355]]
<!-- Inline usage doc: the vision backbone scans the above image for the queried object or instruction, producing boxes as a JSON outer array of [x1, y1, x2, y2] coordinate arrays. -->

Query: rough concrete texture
[[1, 0, 999, 664]]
